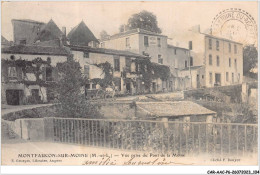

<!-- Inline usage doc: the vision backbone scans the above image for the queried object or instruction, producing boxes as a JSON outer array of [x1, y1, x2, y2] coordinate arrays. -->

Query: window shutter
[[42, 66, 46, 81], [52, 67, 58, 82], [17, 67, 23, 80]]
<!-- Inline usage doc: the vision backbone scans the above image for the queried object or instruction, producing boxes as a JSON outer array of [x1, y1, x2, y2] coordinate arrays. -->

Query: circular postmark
[[211, 8, 257, 45]]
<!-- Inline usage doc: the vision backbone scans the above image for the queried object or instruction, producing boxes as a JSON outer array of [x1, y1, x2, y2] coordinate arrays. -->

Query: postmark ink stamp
[[211, 8, 257, 45]]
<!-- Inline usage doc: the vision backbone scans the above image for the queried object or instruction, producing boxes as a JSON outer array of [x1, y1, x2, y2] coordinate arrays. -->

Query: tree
[[243, 45, 258, 79], [100, 30, 110, 40], [121, 10, 162, 33], [54, 55, 101, 118]]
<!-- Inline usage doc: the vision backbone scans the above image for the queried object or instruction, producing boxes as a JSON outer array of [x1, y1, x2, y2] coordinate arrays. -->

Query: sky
[[1, 1, 258, 47]]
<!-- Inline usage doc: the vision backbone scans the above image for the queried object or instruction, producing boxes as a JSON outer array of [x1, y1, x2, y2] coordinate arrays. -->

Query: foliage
[[2, 57, 51, 87], [54, 55, 101, 118], [93, 62, 114, 89], [121, 10, 162, 33], [243, 45, 258, 79], [230, 102, 257, 124], [100, 30, 110, 40], [132, 58, 171, 91]]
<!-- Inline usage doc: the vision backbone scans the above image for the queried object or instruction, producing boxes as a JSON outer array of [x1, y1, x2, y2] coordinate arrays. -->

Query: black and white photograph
[[0, 1, 258, 173]]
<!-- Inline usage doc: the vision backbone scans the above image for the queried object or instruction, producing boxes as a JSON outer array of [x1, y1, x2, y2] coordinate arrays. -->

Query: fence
[[52, 118, 258, 156]]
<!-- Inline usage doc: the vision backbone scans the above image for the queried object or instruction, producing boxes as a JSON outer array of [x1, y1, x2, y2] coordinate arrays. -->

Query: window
[[190, 57, 193, 66], [135, 62, 139, 72], [229, 43, 231, 53], [100, 42, 105, 48], [209, 72, 212, 84], [92, 84, 96, 89], [47, 57, 51, 63], [232, 73, 234, 83], [158, 55, 163, 64], [114, 56, 120, 71], [238, 73, 240, 82], [185, 60, 188, 68], [209, 54, 212, 65], [209, 39, 212, 50], [216, 56, 220, 66], [31, 89, 40, 101], [202, 75, 204, 79], [85, 84, 90, 89], [125, 57, 131, 72], [126, 37, 130, 47], [234, 45, 237, 54], [189, 41, 192, 50], [83, 52, 89, 58], [216, 40, 219, 51], [84, 65, 90, 78], [234, 59, 237, 69], [229, 58, 231, 67], [114, 78, 121, 91], [226, 72, 229, 81], [144, 36, 149, 47], [19, 39, 26, 45], [8, 67, 17, 78], [174, 49, 177, 55], [46, 67, 52, 81], [157, 38, 161, 47]]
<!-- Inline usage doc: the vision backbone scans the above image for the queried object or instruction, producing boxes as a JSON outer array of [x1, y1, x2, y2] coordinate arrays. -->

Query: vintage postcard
[[1, 0, 259, 172]]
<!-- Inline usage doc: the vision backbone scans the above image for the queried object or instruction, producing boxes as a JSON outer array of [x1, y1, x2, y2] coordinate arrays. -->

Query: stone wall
[[2, 118, 54, 141]]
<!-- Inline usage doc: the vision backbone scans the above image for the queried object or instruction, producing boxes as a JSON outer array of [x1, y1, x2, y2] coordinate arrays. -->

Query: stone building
[[179, 25, 243, 89], [12, 19, 65, 45], [100, 28, 191, 91], [1, 44, 69, 105], [68, 45, 150, 96]]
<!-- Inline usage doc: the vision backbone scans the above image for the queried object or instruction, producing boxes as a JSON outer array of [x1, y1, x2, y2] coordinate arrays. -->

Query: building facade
[[179, 26, 243, 89], [68, 45, 156, 96], [1, 45, 69, 105], [100, 28, 170, 66], [100, 28, 192, 91]]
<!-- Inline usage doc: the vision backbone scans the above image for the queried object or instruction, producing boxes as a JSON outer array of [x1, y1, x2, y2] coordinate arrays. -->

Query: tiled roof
[[12, 19, 45, 25], [36, 19, 63, 42], [201, 33, 243, 45], [2, 45, 69, 56], [137, 101, 216, 117], [67, 21, 98, 46], [1, 36, 10, 45], [167, 44, 189, 51], [108, 28, 167, 40], [68, 45, 148, 58], [180, 65, 203, 71]]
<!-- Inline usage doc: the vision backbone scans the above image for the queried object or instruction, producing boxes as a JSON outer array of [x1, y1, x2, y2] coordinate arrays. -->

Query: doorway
[[196, 74, 200, 88], [126, 83, 131, 94], [215, 73, 221, 86], [152, 82, 156, 93], [6, 90, 23, 105]]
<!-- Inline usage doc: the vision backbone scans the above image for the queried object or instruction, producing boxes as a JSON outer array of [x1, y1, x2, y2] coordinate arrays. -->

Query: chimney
[[62, 27, 66, 36], [190, 25, 200, 33]]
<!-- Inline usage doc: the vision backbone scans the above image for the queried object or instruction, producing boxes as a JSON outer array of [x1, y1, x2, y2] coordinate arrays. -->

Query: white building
[[179, 26, 243, 89], [1, 45, 69, 105]]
